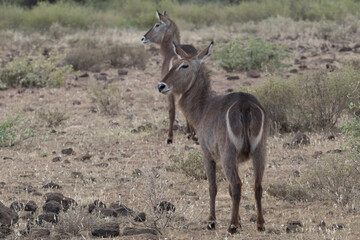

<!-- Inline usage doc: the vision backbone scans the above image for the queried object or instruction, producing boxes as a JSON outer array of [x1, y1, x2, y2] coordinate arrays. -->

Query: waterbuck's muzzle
[[157, 82, 170, 93], [141, 36, 150, 44]]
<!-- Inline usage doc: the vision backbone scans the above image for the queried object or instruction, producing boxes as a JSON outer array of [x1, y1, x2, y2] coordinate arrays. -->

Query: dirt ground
[[0, 24, 360, 239]]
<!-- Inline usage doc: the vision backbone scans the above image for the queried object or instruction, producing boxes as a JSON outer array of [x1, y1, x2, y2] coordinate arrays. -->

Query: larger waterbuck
[[142, 10, 197, 144], [157, 42, 269, 234]]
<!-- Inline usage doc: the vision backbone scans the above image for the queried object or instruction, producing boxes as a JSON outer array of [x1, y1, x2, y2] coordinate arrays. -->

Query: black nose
[[158, 82, 166, 92], [141, 36, 145, 42]]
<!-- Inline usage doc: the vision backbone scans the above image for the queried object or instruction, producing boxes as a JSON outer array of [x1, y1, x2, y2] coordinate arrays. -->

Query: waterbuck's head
[[141, 10, 174, 45], [158, 41, 213, 95]]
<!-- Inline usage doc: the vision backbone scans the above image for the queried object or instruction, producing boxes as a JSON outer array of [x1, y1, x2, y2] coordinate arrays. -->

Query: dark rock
[[226, 75, 240, 81], [10, 200, 37, 213], [247, 69, 260, 78], [287, 220, 302, 226], [291, 132, 310, 147], [332, 223, 345, 230], [134, 212, 146, 222], [118, 69, 128, 76], [91, 222, 120, 238], [326, 64, 336, 72], [61, 148, 74, 155], [318, 220, 326, 230], [294, 59, 301, 64], [154, 201, 175, 213], [225, 88, 234, 93], [78, 153, 92, 161], [0, 201, 18, 226], [249, 214, 257, 223], [290, 69, 298, 73], [132, 169, 142, 177], [44, 192, 76, 211], [299, 64, 307, 69], [30, 228, 50, 238], [286, 220, 302, 233], [326, 149, 342, 154], [71, 171, 83, 179], [37, 212, 59, 224], [327, 134, 335, 141], [43, 182, 61, 189], [339, 46, 352, 52], [0, 225, 12, 238], [292, 170, 300, 177], [300, 55, 307, 60], [122, 227, 157, 236], [72, 100, 81, 105], [52, 156, 61, 162], [43, 200, 62, 214], [94, 162, 109, 168], [109, 201, 134, 216], [79, 72, 89, 78]]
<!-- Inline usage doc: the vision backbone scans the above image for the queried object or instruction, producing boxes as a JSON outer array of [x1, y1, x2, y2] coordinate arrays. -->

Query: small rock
[[332, 223, 345, 230], [61, 148, 74, 155], [132, 169, 142, 177], [52, 156, 61, 162], [44, 192, 76, 211], [247, 69, 260, 78], [299, 64, 307, 69], [10, 200, 37, 213], [287, 220, 303, 226], [91, 222, 120, 238], [292, 170, 300, 177], [327, 134, 335, 141], [291, 132, 310, 147], [339, 46, 352, 52], [118, 69, 128, 76], [249, 214, 257, 223], [94, 162, 109, 168], [78, 153, 92, 161], [300, 56, 307, 60], [154, 201, 175, 213], [326, 149, 342, 154], [122, 227, 157, 236], [43, 182, 61, 189], [226, 75, 240, 81], [286, 220, 302, 233], [290, 69, 298, 73], [79, 72, 89, 78], [43, 200, 62, 214], [225, 88, 234, 93], [71, 171, 83, 179], [134, 212, 146, 222], [0, 201, 18, 226], [72, 100, 81, 105], [37, 213, 59, 224], [318, 220, 326, 230], [31, 228, 50, 238]]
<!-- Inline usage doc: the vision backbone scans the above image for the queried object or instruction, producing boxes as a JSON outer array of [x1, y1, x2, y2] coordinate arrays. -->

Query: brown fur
[[158, 42, 269, 234], [142, 11, 197, 143]]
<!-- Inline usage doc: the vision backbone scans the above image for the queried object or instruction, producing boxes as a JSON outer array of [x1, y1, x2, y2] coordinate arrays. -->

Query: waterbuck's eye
[[155, 23, 160, 28], [182, 64, 188, 68]]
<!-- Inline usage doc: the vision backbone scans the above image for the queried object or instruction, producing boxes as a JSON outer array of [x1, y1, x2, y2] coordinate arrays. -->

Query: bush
[[0, 50, 72, 88], [214, 36, 290, 72], [267, 181, 311, 203], [342, 102, 360, 155], [0, 115, 32, 147], [37, 108, 68, 127], [252, 65, 360, 132], [88, 83, 123, 116]]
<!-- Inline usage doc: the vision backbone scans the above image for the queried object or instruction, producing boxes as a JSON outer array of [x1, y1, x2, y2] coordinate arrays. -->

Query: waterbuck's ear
[[156, 10, 162, 20], [172, 42, 188, 59], [197, 41, 214, 64], [163, 11, 167, 16]]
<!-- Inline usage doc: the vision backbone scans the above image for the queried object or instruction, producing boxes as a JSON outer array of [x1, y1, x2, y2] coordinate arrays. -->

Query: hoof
[[192, 135, 198, 142], [167, 138, 173, 144], [186, 133, 192, 139], [207, 221, 216, 230], [227, 224, 238, 234], [257, 226, 265, 232]]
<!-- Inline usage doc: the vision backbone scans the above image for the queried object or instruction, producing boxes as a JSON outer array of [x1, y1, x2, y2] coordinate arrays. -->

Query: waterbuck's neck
[[160, 22, 180, 58], [178, 66, 214, 129]]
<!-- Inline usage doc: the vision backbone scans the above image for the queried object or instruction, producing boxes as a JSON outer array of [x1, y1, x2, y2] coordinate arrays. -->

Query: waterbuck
[[142, 10, 197, 144], [157, 42, 269, 234]]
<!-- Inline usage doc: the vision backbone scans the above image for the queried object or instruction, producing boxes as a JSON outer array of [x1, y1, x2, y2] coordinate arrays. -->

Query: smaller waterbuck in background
[[142, 10, 197, 144], [157, 42, 269, 234]]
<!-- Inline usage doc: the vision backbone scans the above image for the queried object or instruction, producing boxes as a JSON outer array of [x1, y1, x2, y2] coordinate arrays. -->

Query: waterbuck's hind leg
[[223, 154, 242, 234], [167, 94, 176, 144], [203, 152, 217, 230], [251, 146, 266, 231]]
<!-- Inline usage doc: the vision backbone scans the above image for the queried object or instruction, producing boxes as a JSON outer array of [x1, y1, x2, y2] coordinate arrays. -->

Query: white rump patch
[[250, 107, 264, 152], [226, 105, 243, 151]]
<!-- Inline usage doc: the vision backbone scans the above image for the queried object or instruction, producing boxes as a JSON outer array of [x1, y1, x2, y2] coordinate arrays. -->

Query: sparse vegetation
[[0, 50, 72, 88], [0, 115, 32, 147], [88, 83, 123, 116], [342, 102, 360, 155], [214, 37, 289, 72], [37, 108, 69, 127]]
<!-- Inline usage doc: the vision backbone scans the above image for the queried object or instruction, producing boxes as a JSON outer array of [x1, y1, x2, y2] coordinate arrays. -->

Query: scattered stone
[[332, 223, 345, 230], [249, 214, 257, 223], [312, 151, 323, 159], [109, 202, 134, 217], [10, 200, 37, 213], [339, 46, 352, 52], [71, 171, 83, 179], [326, 149, 342, 154], [327, 134, 335, 141], [292, 170, 300, 177], [72, 100, 81, 105], [30, 228, 50, 238], [0, 225, 12, 238], [44, 192, 76, 211], [247, 69, 260, 78], [91, 222, 120, 238], [132, 169, 142, 177], [0, 201, 18, 226], [79, 72, 89, 78], [94, 162, 109, 168], [52, 156, 61, 162], [122, 227, 157, 236], [300, 55, 307, 60], [326, 63, 336, 72], [290, 69, 298, 73], [290, 132, 310, 147], [154, 201, 175, 213], [286, 220, 303, 233], [43, 200, 62, 214], [225, 88, 234, 93], [43, 182, 61, 189], [78, 153, 92, 161], [226, 75, 240, 81], [37, 213, 59, 224], [134, 212, 146, 222], [118, 69, 128, 76], [299, 63, 307, 69], [61, 148, 74, 155]]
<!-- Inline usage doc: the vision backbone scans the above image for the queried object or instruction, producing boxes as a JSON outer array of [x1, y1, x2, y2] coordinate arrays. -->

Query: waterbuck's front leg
[[203, 151, 217, 230], [167, 94, 176, 144], [251, 146, 266, 231], [186, 122, 198, 142], [222, 153, 242, 234]]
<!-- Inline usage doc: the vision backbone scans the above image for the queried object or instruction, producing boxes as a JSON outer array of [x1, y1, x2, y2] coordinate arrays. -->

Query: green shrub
[[252, 65, 360, 132], [0, 50, 72, 88], [342, 102, 360, 155], [214, 36, 290, 72], [0, 115, 32, 147]]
